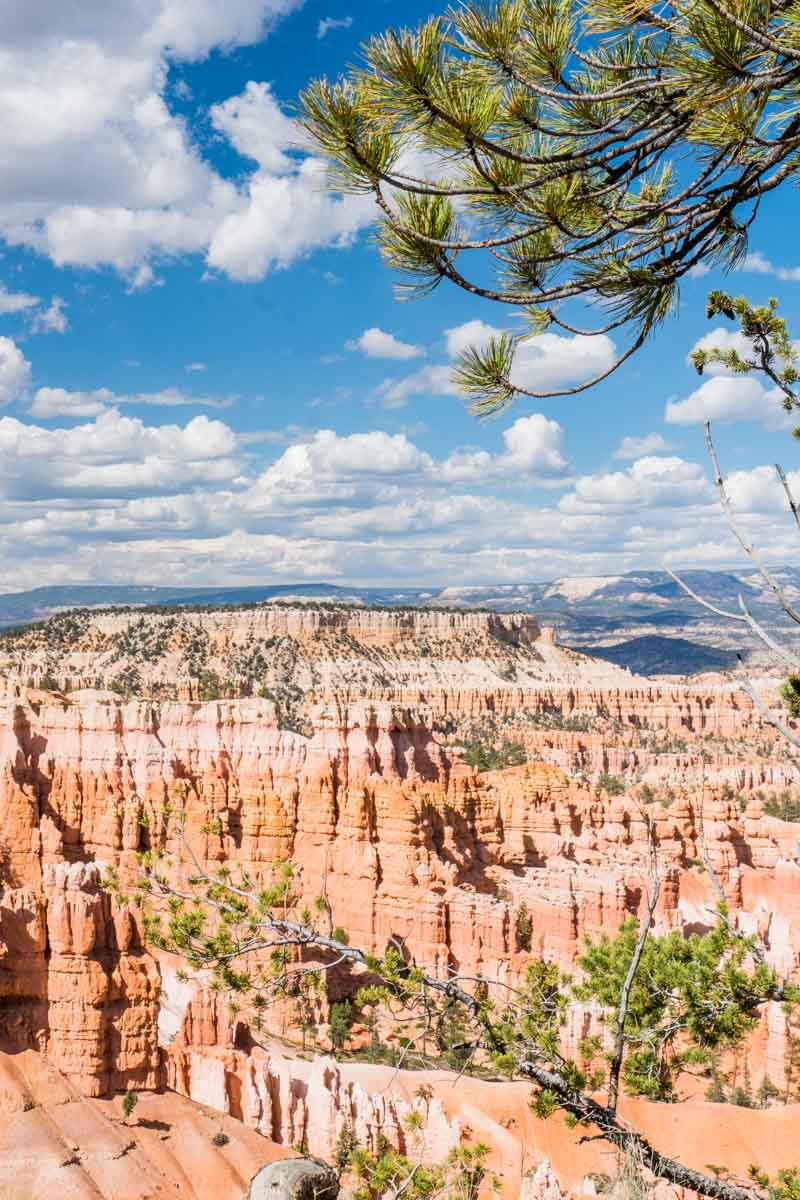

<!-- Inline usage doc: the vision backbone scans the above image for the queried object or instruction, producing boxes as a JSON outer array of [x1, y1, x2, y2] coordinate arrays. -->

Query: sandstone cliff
[[0, 687, 797, 1085], [0, 670, 798, 1195], [0, 602, 634, 704]]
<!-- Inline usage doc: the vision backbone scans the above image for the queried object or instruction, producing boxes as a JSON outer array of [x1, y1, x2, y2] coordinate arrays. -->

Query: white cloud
[[186, 362, 207, 372], [30, 387, 112, 419], [0, 409, 241, 500], [561, 456, 708, 512], [441, 414, 569, 483], [32, 296, 68, 334], [210, 80, 297, 174], [377, 320, 619, 409], [724, 465, 793, 513], [247, 429, 433, 507], [207, 158, 371, 281], [740, 251, 800, 282], [374, 366, 457, 410], [687, 327, 753, 375], [0, 337, 31, 406], [0, 400, 796, 586], [149, 0, 305, 60], [445, 319, 617, 394], [0, 284, 38, 314], [30, 384, 234, 419], [135, 387, 233, 409], [614, 433, 673, 459], [317, 15, 353, 38], [502, 414, 569, 475], [444, 319, 499, 361], [206, 82, 373, 279], [1, 336, 796, 586], [666, 325, 799, 429], [0, 4, 378, 283], [665, 375, 793, 429], [347, 327, 424, 361], [126, 264, 165, 292]]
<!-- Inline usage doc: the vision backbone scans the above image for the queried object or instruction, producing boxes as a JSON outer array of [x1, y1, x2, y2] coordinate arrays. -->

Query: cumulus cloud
[[206, 82, 372, 279], [378, 320, 618, 408], [614, 433, 674, 459], [0, 409, 241, 500], [446, 318, 617, 394], [561, 456, 708, 513], [0, 336, 793, 586], [0, 398, 795, 586], [441, 415, 569, 483], [665, 375, 792, 429], [374, 366, 457, 410], [725, 464, 800, 513], [346, 328, 424, 361], [686, 327, 753, 374], [0, 337, 31, 406], [667, 325, 798, 429], [0, 3, 378, 282], [30, 387, 112, 419], [246, 428, 434, 510]]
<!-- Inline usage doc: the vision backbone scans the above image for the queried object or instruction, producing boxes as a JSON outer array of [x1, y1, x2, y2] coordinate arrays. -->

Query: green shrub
[[329, 1000, 353, 1051], [765, 790, 800, 822], [515, 902, 533, 953], [122, 1089, 139, 1123], [780, 676, 800, 718], [729, 1086, 755, 1108], [464, 738, 526, 772]]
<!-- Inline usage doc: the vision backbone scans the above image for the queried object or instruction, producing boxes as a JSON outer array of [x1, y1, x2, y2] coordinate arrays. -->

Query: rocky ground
[[0, 1047, 290, 1200]]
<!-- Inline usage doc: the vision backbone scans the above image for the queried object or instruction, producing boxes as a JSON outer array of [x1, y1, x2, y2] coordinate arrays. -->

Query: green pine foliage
[[299, 1, 800, 412], [122, 1089, 139, 1123], [598, 773, 625, 796], [577, 917, 789, 1101], [124, 824, 800, 1200], [463, 738, 526, 772], [692, 294, 800, 427], [780, 677, 800, 719]]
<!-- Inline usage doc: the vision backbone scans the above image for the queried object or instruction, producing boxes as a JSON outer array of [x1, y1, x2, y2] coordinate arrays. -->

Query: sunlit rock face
[[0, 644, 798, 1192], [0, 860, 161, 1097]]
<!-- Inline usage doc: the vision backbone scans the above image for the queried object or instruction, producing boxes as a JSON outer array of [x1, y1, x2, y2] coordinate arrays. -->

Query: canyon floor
[[0, 600, 798, 1199]]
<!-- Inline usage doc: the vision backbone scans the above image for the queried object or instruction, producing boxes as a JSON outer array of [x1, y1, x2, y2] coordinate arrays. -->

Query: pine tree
[[300, 2, 800, 411]]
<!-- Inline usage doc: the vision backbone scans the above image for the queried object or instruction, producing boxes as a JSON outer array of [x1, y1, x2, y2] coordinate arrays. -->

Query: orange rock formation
[[0, 669, 798, 1193]]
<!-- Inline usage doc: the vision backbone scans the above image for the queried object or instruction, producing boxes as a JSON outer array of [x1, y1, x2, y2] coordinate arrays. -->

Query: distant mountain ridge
[[0, 570, 795, 676], [1, 568, 797, 625]]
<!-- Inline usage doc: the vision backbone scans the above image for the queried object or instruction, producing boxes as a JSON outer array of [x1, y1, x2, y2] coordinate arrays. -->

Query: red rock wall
[[0, 688, 797, 1101], [0, 861, 161, 1096]]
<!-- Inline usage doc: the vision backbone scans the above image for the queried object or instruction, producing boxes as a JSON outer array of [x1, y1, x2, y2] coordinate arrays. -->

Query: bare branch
[[704, 421, 800, 627], [665, 567, 746, 623], [776, 463, 800, 535], [740, 679, 800, 751], [736, 594, 800, 668]]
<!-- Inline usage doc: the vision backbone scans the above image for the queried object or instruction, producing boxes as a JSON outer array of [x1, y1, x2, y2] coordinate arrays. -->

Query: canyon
[[0, 604, 797, 1199]]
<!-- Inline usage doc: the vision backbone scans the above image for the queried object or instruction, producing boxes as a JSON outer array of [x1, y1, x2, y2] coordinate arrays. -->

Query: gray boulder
[[247, 1158, 339, 1200]]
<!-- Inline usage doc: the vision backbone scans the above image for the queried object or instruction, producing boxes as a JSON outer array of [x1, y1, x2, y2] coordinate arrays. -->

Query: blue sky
[[1, 0, 799, 589]]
